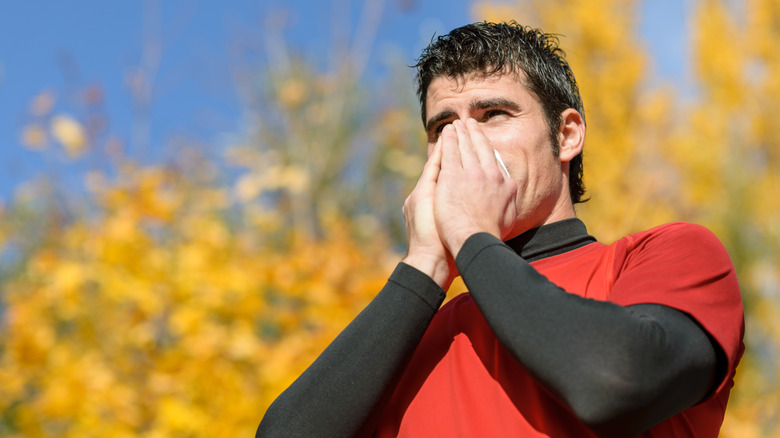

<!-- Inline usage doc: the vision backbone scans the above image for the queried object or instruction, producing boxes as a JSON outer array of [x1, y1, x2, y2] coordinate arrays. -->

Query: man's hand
[[435, 118, 517, 258], [402, 138, 456, 290]]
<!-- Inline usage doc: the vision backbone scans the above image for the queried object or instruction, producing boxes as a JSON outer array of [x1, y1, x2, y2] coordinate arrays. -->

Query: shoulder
[[624, 222, 720, 244], [608, 222, 739, 304], [616, 222, 730, 261], [609, 222, 739, 306]]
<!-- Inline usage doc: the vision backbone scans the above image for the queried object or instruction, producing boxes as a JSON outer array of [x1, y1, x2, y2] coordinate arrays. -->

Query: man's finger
[[440, 123, 461, 171], [465, 118, 497, 169], [420, 136, 443, 183], [453, 119, 479, 168]]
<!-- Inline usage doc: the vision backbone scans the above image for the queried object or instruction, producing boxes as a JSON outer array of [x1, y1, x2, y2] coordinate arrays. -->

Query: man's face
[[424, 72, 570, 238]]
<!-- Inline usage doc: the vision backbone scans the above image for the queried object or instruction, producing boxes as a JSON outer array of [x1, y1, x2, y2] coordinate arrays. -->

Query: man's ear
[[557, 108, 585, 163]]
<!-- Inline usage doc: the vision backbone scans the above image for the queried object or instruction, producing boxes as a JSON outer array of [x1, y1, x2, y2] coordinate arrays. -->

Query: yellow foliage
[[0, 159, 395, 435], [692, 0, 746, 109], [50, 114, 87, 158]]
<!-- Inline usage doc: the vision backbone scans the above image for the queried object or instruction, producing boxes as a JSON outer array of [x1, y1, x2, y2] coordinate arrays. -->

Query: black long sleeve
[[457, 231, 720, 437], [257, 263, 445, 438]]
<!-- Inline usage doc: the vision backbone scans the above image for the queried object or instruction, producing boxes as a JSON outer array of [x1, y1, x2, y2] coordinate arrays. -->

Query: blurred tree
[[681, 0, 780, 436], [0, 160, 396, 435], [0, 2, 424, 436], [228, 1, 424, 246]]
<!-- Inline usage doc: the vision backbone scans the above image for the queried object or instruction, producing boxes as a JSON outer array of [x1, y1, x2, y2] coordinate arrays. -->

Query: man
[[257, 21, 744, 437]]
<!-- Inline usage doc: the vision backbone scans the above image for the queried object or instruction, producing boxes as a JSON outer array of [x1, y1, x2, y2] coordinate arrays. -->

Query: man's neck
[[504, 218, 596, 262]]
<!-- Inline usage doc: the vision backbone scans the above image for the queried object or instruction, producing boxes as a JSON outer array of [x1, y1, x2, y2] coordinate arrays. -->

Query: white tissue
[[494, 149, 510, 177]]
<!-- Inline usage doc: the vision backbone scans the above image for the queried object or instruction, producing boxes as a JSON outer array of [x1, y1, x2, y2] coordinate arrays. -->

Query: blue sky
[[0, 0, 690, 202]]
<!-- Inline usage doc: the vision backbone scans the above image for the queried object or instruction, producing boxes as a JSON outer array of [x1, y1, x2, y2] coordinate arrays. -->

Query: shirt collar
[[504, 218, 597, 262]]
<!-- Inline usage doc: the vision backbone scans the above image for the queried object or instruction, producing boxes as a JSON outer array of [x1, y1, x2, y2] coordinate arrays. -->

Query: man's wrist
[[401, 252, 453, 290], [445, 227, 488, 260]]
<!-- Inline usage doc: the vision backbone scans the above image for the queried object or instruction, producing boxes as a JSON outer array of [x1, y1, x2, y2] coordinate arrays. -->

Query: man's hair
[[413, 21, 587, 204]]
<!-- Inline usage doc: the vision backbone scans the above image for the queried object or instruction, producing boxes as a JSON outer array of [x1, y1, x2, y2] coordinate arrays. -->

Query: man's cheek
[[507, 155, 530, 187]]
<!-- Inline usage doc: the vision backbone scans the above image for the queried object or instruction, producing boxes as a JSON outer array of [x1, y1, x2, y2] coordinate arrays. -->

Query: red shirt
[[375, 223, 744, 437]]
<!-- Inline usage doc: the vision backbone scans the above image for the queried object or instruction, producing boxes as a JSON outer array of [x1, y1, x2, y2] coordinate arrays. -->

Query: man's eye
[[484, 110, 508, 121], [435, 121, 451, 134]]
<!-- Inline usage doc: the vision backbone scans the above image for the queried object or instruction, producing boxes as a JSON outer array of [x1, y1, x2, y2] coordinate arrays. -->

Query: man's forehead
[[425, 71, 527, 111], [432, 70, 525, 90]]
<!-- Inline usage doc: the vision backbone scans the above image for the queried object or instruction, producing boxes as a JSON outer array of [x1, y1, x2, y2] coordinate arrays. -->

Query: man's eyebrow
[[425, 109, 457, 133], [425, 98, 522, 134], [470, 97, 521, 112]]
